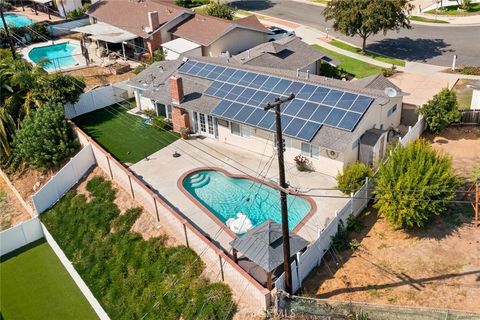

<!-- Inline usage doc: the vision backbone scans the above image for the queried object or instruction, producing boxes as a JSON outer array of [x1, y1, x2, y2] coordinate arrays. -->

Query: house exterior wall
[[134, 89, 155, 111], [342, 97, 402, 166], [56, 0, 82, 18], [204, 28, 268, 57]]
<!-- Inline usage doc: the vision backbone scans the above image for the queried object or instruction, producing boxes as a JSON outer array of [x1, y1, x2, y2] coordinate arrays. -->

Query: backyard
[[40, 174, 235, 319], [312, 45, 384, 79], [0, 240, 98, 320], [303, 126, 480, 312], [74, 101, 178, 164]]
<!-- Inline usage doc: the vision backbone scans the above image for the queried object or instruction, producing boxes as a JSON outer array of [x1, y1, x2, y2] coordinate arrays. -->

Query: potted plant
[[294, 154, 310, 172], [180, 127, 190, 140]]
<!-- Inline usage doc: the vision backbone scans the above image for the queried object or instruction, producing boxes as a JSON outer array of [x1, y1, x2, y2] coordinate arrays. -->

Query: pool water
[[1, 14, 33, 28], [28, 42, 79, 71], [182, 170, 312, 233]]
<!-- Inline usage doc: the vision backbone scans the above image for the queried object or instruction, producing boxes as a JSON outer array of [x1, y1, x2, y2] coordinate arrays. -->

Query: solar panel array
[[178, 59, 374, 142]]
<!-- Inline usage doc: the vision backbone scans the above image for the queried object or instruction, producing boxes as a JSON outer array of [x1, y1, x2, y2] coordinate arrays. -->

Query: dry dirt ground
[[65, 66, 136, 91], [7, 168, 55, 208], [0, 176, 31, 230], [303, 126, 480, 312], [76, 166, 181, 247]]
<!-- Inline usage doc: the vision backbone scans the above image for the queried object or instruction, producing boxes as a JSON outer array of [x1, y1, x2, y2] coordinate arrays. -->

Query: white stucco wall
[[204, 28, 268, 57], [56, 0, 82, 17], [472, 89, 480, 110], [134, 89, 155, 111]]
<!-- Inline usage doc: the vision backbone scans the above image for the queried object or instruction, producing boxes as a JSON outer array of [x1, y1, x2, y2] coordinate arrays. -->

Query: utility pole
[[264, 93, 295, 295], [0, 6, 16, 59]]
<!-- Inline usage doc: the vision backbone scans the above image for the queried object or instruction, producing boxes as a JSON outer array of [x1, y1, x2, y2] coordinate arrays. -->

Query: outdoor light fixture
[[173, 151, 181, 158]]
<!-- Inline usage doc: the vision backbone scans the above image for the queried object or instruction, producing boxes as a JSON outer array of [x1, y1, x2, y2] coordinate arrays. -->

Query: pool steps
[[189, 173, 211, 188]]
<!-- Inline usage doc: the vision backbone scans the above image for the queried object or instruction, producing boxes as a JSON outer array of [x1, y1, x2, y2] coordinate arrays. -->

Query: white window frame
[[230, 122, 250, 138], [301, 142, 320, 159]]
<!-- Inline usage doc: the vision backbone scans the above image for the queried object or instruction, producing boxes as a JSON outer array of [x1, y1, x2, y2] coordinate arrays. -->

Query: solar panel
[[179, 59, 375, 141]]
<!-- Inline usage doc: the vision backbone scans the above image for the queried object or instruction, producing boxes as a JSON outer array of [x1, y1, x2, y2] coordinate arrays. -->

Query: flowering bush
[[294, 154, 310, 171]]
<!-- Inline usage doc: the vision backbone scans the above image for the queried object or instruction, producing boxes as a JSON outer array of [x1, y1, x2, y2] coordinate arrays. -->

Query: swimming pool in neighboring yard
[[1, 14, 33, 28], [27, 42, 80, 71], [181, 169, 313, 234]]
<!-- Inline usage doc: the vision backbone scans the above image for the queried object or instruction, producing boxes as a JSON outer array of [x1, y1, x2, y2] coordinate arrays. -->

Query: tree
[[374, 140, 460, 229], [323, 0, 413, 51], [12, 102, 78, 169], [34, 73, 85, 105], [337, 162, 374, 194], [204, 2, 237, 21], [418, 88, 461, 134]]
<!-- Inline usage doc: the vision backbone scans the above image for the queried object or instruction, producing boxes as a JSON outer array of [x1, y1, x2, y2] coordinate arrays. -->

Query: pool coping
[[177, 167, 318, 240], [21, 39, 86, 73]]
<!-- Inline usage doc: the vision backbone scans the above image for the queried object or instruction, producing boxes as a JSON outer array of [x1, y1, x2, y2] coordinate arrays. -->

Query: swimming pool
[[1, 14, 33, 28], [28, 42, 80, 71], [181, 169, 314, 235]]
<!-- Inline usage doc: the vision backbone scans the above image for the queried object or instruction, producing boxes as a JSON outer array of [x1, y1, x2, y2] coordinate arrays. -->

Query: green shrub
[[204, 2, 237, 20], [337, 162, 373, 195], [373, 140, 460, 229], [12, 102, 78, 169], [152, 116, 173, 131], [41, 176, 236, 319], [66, 3, 90, 19], [28, 23, 51, 42], [418, 88, 461, 134], [320, 62, 350, 79], [175, 0, 209, 8]]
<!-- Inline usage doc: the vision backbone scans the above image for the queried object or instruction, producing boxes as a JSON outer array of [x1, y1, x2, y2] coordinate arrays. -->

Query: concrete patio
[[130, 136, 347, 252]]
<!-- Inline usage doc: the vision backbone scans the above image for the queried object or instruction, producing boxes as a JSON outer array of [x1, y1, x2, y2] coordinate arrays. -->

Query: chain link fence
[[273, 295, 480, 320]]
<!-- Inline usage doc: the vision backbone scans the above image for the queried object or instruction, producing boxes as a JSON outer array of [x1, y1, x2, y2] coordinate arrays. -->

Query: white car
[[267, 26, 296, 42]]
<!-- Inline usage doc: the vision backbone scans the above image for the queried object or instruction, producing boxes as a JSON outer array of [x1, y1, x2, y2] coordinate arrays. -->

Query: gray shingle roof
[[128, 56, 400, 152], [233, 36, 336, 71], [230, 220, 309, 273]]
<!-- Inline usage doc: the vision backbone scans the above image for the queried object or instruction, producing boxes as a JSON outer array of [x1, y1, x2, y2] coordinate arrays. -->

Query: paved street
[[232, 0, 480, 67]]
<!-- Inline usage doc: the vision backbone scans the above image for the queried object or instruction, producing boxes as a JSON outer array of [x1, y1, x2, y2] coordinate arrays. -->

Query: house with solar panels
[[128, 57, 403, 176]]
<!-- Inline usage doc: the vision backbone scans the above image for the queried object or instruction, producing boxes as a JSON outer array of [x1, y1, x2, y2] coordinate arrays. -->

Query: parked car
[[267, 26, 295, 41]]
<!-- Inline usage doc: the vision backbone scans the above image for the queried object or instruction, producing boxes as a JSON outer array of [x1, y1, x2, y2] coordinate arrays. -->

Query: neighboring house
[[75, 0, 269, 58], [128, 58, 403, 176], [31, 0, 82, 18], [233, 36, 338, 76]]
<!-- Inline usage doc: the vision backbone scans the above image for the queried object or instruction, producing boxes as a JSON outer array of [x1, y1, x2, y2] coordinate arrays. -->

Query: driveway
[[231, 0, 480, 67], [130, 137, 347, 251]]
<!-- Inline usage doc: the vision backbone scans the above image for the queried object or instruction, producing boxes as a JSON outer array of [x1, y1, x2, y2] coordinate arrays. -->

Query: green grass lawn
[[312, 44, 383, 78], [328, 40, 405, 67], [453, 79, 474, 110], [410, 15, 449, 23], [0, 240, 98, 320], [74, 102, 179, 164], [426, 3, 480, 15]]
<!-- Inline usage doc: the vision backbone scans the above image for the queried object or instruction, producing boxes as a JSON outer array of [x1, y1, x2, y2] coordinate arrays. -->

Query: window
[[352, 138, 359, 150], [387, 104, 397, 117], [231, 122, 250, 138], [207, 116, 214, 135], [301, 142, 319, 159]]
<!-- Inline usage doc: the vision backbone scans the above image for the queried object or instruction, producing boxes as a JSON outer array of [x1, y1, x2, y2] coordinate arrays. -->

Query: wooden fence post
[[106, 156, 113, 179], [183, 224, 189, 248], [128, 175, 135, 199], [219, 255, 224, 281], [153, 197, 160, 222]]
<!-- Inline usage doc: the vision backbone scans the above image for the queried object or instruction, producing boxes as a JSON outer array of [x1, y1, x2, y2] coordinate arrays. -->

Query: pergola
[[72, 22, 138, 60], [230, 219, 309, 290]]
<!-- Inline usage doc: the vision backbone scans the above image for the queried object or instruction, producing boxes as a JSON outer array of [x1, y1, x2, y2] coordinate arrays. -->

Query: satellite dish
[[384, 87, 398, 98]]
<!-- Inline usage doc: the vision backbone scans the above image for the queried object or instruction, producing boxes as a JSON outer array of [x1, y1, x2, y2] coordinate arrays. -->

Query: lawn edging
[[0, 218, 109, 320]]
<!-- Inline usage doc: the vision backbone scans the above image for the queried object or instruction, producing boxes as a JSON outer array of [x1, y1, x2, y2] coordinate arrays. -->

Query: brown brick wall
[[170, 76, 184, 105], [172, 107, 191, 133]]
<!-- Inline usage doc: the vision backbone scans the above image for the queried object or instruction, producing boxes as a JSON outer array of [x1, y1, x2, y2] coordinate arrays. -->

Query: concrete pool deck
[[130, 136, 347, 251]]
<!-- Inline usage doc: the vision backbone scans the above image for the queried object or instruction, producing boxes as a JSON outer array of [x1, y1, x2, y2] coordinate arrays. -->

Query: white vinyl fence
[[32, 143, 96, 214], [399, 115, 426, 147], [64, 81, 134, 119], [0, 218, 44, 256]]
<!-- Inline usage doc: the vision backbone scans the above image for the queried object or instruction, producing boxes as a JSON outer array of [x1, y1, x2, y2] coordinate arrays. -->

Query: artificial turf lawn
[[74, 102, 179, 164], [312, 44, 384, 79], [0, 239, 98, 320], [327, 40, 406, 67]]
